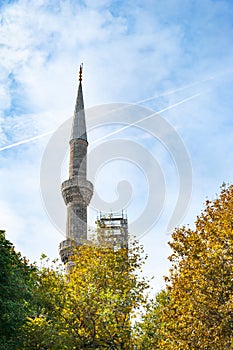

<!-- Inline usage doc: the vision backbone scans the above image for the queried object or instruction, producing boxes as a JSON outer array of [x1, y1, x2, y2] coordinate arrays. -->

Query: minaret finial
[[79, 63, 83, 82]]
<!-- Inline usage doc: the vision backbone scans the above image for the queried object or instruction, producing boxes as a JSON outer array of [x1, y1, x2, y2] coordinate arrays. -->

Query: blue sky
[[0, 0, 233, 292]]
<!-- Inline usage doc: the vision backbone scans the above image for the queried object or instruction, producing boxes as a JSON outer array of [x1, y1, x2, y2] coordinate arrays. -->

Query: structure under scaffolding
[[96, 211, 128, 250]]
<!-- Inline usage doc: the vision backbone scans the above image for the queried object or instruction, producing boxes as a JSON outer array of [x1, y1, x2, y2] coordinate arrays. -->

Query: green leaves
[[0, 230, 36, 349]]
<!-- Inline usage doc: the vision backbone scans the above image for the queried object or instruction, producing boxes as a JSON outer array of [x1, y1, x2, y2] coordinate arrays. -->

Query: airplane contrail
[[0, 92, 201, 152], [136, 68, 233, 105], [0, 67, 232, 152], [89, 68, 232, 123], [0, 130, 55, 152], [0, 93, 201, 152], [2, 65, 232, 153], [93, 92, 201, 145]]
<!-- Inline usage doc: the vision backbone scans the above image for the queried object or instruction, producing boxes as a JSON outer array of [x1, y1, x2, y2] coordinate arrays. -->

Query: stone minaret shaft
[[59, 66, 93, 264]]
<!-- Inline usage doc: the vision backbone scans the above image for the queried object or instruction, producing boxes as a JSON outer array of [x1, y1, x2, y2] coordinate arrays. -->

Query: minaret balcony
[[61, 177, 93, 205], [59, 239, 74, 263]]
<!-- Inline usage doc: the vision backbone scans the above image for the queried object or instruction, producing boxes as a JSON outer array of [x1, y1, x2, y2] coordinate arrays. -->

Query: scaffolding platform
[[96, 211, 128, 250]]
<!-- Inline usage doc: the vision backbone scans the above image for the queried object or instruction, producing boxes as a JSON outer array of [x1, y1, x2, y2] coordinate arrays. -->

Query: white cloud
[[0, 200, 25, 240]]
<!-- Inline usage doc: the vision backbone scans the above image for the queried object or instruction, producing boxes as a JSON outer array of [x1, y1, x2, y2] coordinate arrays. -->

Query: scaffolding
[[96, 211, 128, 250]]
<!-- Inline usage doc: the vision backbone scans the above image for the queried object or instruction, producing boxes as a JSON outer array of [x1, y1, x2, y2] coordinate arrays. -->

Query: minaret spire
[[70, 64, 87, 141], [59, 65, 93, 265]]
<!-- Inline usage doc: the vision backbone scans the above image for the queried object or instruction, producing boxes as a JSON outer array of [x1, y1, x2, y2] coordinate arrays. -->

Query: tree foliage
[[21, 241, 149, 349], [4, 185, 233, 348], [0, 230, 36, 350], [134, 290, 169, 349], [138, 184, 233, 349]]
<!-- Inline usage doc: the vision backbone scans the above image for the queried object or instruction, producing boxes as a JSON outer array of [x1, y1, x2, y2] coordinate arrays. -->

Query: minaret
[[59, 65, 93, 264]]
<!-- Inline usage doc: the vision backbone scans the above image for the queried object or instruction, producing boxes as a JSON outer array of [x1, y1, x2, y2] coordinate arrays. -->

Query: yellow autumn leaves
[[137, 184, 233, 349], [20, 241, 149, 349]]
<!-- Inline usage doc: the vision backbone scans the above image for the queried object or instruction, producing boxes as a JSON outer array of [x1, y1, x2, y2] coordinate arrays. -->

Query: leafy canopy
[[0, 230, 36, 350], [21, 240, 150, 349], [136, 184, 233, 349]]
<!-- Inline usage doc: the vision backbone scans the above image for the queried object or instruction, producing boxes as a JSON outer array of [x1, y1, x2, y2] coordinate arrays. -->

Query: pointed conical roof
[[70, 65, 87, 141]]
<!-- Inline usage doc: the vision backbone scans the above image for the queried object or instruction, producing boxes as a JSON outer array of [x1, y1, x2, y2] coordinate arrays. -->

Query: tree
[[0, 230, 36, 350], [21, 240, 149, 349], [141, 184, 233, 349], [134, 290, 169, 349]]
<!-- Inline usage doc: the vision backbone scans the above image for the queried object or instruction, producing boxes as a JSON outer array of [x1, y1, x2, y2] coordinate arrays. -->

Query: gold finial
[[79, 63, 83, 82]]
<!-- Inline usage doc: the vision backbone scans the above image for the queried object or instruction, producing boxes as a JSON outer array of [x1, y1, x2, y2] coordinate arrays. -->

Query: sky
[[0, 0, 233, 292]]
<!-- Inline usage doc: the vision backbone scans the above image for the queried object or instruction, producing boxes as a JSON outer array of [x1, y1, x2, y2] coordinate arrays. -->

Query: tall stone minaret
[[59, 65, 93, 264]]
